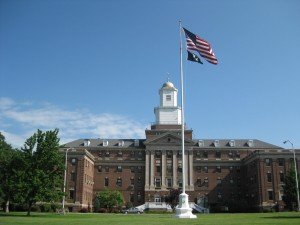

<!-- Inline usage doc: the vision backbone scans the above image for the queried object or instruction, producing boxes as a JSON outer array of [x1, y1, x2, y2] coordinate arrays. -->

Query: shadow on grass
[[0, 213, 59, 218], [262, 216, 300, 219]]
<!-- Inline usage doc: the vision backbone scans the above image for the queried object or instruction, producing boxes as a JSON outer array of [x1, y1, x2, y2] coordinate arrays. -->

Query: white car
[[123, 207, 144, 214]]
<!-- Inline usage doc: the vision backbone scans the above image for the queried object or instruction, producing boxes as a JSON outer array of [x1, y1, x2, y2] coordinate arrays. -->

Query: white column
[[150, 151, 155, 190], [161, 150, 166, 189], [145, 150, 150, 189], [189, 150, 194, 190], [173, 150, 178, 188]]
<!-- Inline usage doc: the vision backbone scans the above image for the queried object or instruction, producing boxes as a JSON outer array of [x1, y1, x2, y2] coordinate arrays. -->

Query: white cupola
[[154, 81, 181, 125]]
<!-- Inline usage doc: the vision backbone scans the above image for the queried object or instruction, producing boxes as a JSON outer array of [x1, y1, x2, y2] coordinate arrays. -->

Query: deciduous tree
[[21, 129, 64, 215], [95, 189, 124, 212], [0, 133, 24, 213]]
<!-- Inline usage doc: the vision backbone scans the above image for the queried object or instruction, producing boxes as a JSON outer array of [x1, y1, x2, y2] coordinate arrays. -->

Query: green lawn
[[0, 212, 300, 225]]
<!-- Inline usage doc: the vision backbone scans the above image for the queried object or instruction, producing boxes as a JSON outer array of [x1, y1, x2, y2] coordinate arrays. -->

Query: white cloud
[[0, 97, 147, 147]]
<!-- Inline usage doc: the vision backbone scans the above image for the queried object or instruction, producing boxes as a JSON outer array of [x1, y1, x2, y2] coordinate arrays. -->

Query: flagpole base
[[174, 193, 197, 219]]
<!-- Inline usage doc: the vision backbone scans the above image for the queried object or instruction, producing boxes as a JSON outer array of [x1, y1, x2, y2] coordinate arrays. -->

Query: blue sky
[[1, 0, 300, 148]]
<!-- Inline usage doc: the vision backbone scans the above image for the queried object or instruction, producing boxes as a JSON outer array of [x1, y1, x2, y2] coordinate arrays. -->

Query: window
[[229, 140, 235, 147], [178, 165, 182, 173], [156, 166, 161, 173], [203, 151, 208, 158], [104, 177, 109, 187], [155, 151, 161, 158], [105, 166, 109, 172], [247, 140, 254, 147], [105, 151, 110, 157], [71, 172, 76, 181], [214, 140, 219, 147], [215, 151, 221, 159], [217, 177, 222, 186], [178, 180, 183, 188], [130, 166, 135, 173], [130, 151, 135, 158], [198, 140, 204, 147], [197, 178, 201, 187], [204, 178, 209, 187], [130, 177, 134, 186], [166, 94, 171, 101], [138, 177, 142, 186], [134, 139, 139, 147], [103, 140, 108, 147], [155, 178, 161, 188], [196, 151, 201, 158], [137, 192, 142, 202], [118, 141, 124, 147], [166, 178, 172, 188], [69, 190, 74, 199], [97, 166, 102, 172], [204, 166, 208, 173], [117, 151, 123, 157], [116, 178, 122, 187], [265, 158, 271, 166], [167, 164, 172, 173], [167, 151, 172, 158], [117, 165, 122, 172], [279, 172, 284, 183], [71, 158, 76, 165], [216, 166, 221, 173], [130, 192, 134, 202], [268, 190, 273, 200], [267, 172, 272, 182], [278, 158, 284, 166], [196, 166, 201, 172], [230, 177, 234, 184]]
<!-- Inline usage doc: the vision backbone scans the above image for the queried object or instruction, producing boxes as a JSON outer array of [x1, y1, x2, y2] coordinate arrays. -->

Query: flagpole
[[175, 20, 197, 219], [179, 20, 186, 195]]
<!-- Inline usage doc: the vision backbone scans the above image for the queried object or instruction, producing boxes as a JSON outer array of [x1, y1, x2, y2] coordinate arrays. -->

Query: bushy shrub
[[80, 208, 88, 213], [98, 208, 108, 213]]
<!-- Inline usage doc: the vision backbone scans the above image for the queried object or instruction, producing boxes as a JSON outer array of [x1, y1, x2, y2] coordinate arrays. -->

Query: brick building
[[62, 81, 299, 212]]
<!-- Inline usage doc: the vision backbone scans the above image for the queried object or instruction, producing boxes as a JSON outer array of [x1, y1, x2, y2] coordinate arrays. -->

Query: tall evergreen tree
[[21, 129, 64, 215]]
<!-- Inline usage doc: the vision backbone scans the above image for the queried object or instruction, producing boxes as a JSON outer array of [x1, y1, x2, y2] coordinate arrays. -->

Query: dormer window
[[198, 140, 204, 147], [166, 94, 171, 101], [214, 140, 219, 147], [118, 140, 124, 147], [229, 140, 235, 147], [134, 139, 139, 147], [103, 140, 108, 147], [247, 140, 253, 147], [83, 139, 90, 147]]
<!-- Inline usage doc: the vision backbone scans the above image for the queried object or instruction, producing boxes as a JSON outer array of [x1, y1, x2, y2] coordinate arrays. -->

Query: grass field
[[0, 212, 300, 225]]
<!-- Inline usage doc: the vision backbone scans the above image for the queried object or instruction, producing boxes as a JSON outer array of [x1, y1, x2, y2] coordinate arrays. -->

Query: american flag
[[183, 27, 218, 65]]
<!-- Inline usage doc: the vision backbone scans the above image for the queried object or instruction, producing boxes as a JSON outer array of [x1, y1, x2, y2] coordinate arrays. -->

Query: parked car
[[123, 207, 144, 214]]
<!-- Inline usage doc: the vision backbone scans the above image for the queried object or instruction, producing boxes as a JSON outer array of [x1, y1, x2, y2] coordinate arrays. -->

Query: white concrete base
[[174, 193, 197, 219]]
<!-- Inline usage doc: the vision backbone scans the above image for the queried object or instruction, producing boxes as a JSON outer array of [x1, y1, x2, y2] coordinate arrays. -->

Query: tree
[[165, 189, 180, 210], [95, 189, 124, 212], [21, 129, 64, 216], [283, 166, 300, 210], [0, 133, 24, 213]]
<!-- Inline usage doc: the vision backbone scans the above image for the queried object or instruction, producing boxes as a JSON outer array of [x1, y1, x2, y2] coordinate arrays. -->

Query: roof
[[63, 138, 282, 149], [192, 139, 282, 149], [63, 139, 146, 148]]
